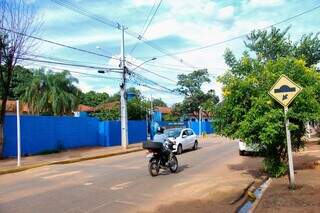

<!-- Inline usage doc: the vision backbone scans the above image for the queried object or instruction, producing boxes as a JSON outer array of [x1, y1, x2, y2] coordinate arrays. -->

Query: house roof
[[77, 104, 95, 112], [94, 101, 120, 111], [188, 110, 211, 118], [156, 106, 172, 114], [1, 100, 30, 113]]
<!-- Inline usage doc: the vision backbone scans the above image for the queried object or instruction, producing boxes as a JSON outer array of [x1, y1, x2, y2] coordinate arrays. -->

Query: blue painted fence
[[189, 121, 215, 135], [3, 115, 147, 158]]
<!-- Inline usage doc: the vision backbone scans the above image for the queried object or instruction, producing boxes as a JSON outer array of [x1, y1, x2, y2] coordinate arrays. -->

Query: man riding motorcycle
[[153, 127, 174, 166]]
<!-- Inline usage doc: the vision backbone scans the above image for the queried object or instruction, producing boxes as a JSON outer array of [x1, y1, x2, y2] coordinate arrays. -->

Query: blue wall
[[190, 121, 215, 135], [3, 115, 147, 158]]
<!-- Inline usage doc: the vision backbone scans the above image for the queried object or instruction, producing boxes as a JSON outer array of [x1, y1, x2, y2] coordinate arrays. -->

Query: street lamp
[[130, 57, 157, 72]]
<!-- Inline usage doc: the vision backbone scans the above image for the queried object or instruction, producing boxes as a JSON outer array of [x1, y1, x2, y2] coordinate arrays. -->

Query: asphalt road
[[0, 137, 239, 213]]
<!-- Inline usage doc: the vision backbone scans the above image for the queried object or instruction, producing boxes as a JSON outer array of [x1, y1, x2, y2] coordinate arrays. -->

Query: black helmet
[[157, 127, 165, 134]]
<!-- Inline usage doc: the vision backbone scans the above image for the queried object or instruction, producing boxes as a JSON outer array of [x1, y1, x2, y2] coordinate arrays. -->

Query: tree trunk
[[0, 91, 9, 159]]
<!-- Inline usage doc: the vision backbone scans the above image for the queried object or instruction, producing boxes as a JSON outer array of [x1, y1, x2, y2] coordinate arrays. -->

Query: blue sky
[[21, 0, 320, 105]]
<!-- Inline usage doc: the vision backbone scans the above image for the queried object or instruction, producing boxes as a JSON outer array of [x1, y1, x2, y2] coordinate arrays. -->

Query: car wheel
[[177, 144, 183, 155], [193, 140, 198, 150], [239, 150, 245, 156]]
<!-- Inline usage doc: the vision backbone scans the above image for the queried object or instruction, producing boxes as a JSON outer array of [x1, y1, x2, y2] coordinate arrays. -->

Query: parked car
[[238, 140, 261, 156], [164, 128, 198, 155]]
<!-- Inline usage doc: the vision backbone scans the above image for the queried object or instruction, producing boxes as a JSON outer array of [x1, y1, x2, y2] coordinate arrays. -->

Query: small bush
[[263, 158, 288, 178]]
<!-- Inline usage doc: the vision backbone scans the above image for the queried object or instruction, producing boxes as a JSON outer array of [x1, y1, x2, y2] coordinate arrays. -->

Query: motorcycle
[[143, 140, 179, 177]]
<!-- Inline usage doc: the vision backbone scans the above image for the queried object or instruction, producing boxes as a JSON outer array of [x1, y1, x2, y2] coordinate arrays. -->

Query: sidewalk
[[0, 143, 143, 175], [254, 137, 320, 212]]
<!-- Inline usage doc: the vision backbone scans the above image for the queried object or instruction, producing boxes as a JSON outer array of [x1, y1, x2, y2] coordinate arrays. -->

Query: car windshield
[[164, 128, 181, 138]]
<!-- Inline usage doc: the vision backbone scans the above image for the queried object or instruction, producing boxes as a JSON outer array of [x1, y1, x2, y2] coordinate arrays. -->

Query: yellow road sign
[[268, 74, 302, 107]]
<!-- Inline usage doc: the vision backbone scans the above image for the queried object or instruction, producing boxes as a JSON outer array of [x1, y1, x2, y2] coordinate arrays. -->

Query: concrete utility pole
[[120, 25, 128, 150]]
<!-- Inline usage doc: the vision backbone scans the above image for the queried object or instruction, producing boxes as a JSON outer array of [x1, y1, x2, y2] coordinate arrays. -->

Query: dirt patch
[[138, 144, 266, 213], [255, 142, 320, 213], [139, 186, 246, 213]]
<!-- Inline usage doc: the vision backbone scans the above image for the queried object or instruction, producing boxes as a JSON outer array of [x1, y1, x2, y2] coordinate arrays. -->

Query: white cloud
[[23, 0, 36, 4], [131, 0, 155, 7], [217, 6, 235, 20], [247, 0, 284, 8]]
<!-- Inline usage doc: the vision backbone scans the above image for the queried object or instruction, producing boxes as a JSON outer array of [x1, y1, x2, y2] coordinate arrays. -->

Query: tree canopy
[[175, 69, 219, 117], [80, 91, 109, 107], [20, 69, 81, 115], [214, 27, 320, 177]]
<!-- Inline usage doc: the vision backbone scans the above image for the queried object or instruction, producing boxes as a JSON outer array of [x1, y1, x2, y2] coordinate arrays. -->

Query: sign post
[[268, 75, 302, 189], [16, 100, 21, 167]]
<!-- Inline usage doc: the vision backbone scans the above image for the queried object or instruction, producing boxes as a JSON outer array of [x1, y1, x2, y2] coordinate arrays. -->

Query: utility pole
[[120, 25, 128, 150]]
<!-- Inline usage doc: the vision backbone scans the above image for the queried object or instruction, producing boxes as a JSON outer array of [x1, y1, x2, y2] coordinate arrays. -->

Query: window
[[187, 130, 194, 136], [182, 130, 188, 137], [164, 128, 182, 138]]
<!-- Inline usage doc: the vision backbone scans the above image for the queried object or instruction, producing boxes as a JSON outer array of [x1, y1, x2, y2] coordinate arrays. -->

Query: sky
[[19, 0, 320, 105]]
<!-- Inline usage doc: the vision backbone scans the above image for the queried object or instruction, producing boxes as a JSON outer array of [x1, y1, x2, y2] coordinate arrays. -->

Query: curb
[[249, 177, 272, 213], [0, 147, 144, 175]]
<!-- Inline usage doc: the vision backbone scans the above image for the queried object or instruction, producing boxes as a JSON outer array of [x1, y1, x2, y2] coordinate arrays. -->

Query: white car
[[238, 140, 260, 156], [164, 128, 198, 155]]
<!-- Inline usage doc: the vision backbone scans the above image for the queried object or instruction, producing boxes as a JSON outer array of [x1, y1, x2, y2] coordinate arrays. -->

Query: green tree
[[176, 69, 219, 116], [127, 97, 148, 120], [90, 88, 148, 121], [214, 27, 320, 177], [152, 98, 167, 107], [21, 69, 80, 115], [81, 91, 109, 107], [9, 66, 33, 99], [90, 107, 120, 120]]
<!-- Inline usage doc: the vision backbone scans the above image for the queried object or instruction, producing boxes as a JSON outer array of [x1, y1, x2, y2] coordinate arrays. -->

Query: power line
[[144, 3, 320, 58], [130, 71, 175, 92], [49, 0, 196, 69], [127, 61, 177, 84], [147, 62, 226, 70], [22, 56, 179, 96], [50, 0, 120, 29], [144, 5, 320, 58], [18, 57, 122, 73], [32, 65, 122, 81], [0, 26, 119, 60], [28, 54, 109, 67], [130, 0, 163, 54]]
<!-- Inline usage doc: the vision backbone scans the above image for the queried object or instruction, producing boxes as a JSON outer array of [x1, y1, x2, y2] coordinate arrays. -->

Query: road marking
[[110, 181, 132, 191], [42, 171, 81, 179], [84, 182, 93, 186], [114, 200, 138, 206]]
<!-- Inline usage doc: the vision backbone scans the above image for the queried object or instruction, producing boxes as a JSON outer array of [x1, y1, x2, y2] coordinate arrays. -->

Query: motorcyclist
[[153, 127, 174, 164]]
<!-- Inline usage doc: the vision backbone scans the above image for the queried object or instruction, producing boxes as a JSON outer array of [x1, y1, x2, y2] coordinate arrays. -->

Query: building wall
[[3, 115, 147, 158]]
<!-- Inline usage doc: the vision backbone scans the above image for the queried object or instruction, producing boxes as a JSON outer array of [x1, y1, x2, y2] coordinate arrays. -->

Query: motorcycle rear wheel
[[148, 159, 160, 177]]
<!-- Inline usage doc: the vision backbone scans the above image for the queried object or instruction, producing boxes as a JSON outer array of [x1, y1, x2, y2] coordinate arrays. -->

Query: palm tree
[[20, 69, 80, 115]]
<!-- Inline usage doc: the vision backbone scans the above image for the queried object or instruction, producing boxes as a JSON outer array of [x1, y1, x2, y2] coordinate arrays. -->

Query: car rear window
[[164, 128, 181, 138]]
